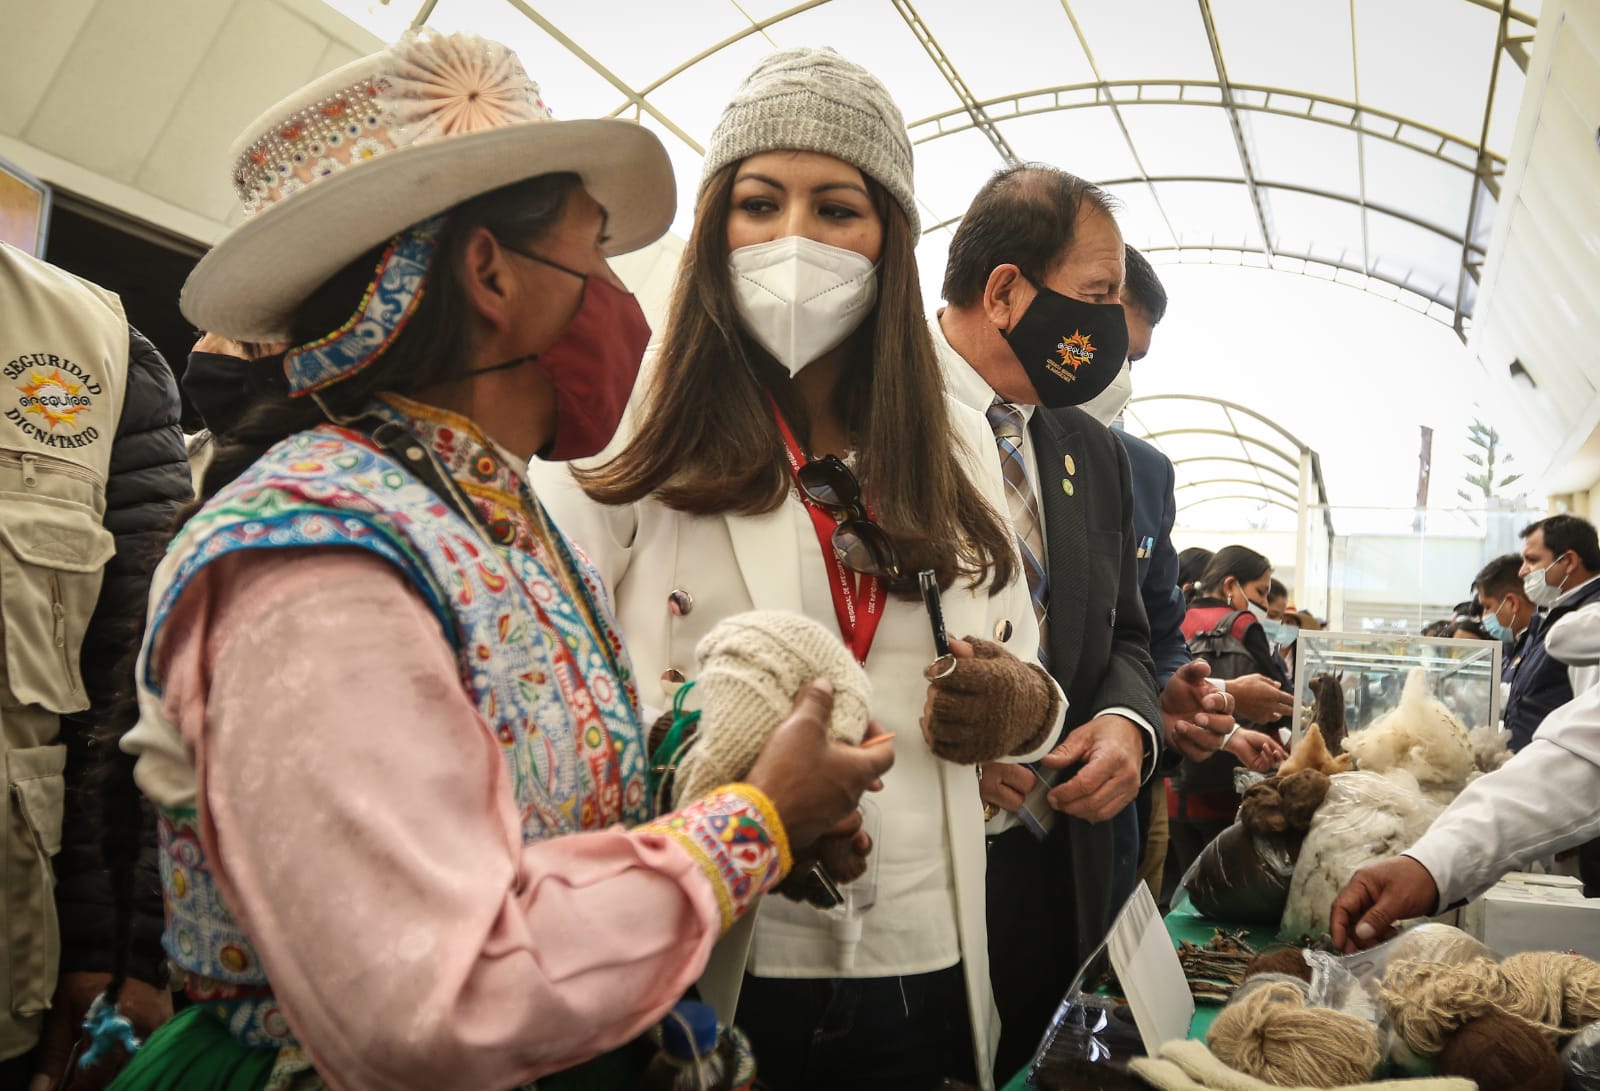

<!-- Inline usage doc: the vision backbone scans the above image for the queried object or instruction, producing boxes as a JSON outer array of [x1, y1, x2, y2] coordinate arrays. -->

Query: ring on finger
[[926, 654, 957, 680]]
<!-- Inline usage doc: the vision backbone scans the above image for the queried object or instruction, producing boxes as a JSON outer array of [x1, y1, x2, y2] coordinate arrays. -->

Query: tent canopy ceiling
[[332, 0, 1537, 334]]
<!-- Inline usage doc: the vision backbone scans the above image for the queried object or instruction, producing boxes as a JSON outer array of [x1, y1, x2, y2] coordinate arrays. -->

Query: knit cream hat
[[673, 610, 872, 807], [699, 47, 920, 235]]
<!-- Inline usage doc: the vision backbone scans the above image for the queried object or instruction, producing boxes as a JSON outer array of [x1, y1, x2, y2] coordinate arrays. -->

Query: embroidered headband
[[283, 215, 443, 396]]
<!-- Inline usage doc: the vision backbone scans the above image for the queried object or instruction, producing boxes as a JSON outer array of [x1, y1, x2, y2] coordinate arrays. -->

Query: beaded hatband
[[231, 31, 554, 220]]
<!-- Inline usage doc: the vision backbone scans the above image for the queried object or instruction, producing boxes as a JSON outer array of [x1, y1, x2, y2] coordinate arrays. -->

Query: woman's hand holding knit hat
[[744, 681, 894, 852], [919, 637, 1061, 765]]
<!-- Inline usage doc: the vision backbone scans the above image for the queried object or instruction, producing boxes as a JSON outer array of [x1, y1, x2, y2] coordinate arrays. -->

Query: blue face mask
[[1262, 620, 1298, 650], [1482, 601, 1513, 642]]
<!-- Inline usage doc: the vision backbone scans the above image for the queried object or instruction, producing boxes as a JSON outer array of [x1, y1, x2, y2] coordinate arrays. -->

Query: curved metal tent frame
[[377, 0, 1534, 341]]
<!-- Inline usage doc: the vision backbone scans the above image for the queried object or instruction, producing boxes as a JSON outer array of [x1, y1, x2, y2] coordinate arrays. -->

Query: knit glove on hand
[[923, 637, 1060, 765], [774, 834, 870, 906]]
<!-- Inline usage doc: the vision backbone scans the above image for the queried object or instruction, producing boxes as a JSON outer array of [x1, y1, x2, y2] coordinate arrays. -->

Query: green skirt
[[107, 1006, 282, 1091], [108, 1004, 653, 1090]]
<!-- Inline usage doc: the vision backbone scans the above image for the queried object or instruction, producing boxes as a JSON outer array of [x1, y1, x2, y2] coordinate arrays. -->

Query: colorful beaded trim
[[233, 76, 394, 217], [283, 215, 442, 396], [641, 784, 791, 932]]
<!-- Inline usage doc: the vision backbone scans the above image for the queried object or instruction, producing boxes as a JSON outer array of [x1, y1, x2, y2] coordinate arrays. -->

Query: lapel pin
[[1062, 479, 1075, 497], [1063, 454, 1077, 476]]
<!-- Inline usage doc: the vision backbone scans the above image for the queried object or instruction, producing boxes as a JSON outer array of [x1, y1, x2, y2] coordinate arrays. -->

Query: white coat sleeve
[[1406, 683, 1600, 907], [1545, 604, 1600, 667]]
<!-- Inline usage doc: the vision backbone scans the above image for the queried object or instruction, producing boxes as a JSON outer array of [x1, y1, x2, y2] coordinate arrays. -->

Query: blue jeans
[[736, 964, 979, 1090]]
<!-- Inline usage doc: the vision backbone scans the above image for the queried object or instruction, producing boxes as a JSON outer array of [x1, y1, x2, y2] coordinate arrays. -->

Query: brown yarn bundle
[[1438, 1013, 1562, 1091], [1243, 948, 1313, 984], [1207, 979, 1382, 1087], [1381, 951, 1600, 1056]]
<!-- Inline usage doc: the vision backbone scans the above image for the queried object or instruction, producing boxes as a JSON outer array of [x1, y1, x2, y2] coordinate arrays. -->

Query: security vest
[[0, 241, 128, 1060]]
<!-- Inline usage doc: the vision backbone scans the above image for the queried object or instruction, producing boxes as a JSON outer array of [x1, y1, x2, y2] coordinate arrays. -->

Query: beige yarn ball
[[672, 610, 872, 806], [1207, 979, 1382, 1087]]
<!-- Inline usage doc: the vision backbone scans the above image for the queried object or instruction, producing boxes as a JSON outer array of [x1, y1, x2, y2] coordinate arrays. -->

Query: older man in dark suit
[[931, 166, 1234, 1078]]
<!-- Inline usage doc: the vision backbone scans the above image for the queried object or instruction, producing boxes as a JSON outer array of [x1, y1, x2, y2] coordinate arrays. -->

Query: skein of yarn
[[1243, 949, 1313, 984], [1380, 951, 1600, 1056], [1380, 957, 1513, 1055], [1438, 1012, 1562, 1091], [1206, 979, 1382, 1087], [1499, 951, 1600, 1030]]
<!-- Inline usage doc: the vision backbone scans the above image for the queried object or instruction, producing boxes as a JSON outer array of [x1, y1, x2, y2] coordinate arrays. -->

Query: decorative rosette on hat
[[182, 28, 674, 362]]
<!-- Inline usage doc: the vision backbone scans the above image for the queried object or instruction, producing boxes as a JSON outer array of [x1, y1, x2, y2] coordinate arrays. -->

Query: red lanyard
[[769, 402, 885, 663]]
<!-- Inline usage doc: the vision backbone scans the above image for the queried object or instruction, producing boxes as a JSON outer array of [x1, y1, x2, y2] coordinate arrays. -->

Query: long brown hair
[[577, 163, 1017, 595]]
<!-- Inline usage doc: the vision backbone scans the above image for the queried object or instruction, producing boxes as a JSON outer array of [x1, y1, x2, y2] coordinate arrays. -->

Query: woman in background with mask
[[533, 48, 1064, 1091], [1163, 545, 1292, 897]]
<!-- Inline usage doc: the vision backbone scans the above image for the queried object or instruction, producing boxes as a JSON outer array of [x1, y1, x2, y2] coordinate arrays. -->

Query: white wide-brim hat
[[182, 30, 674, 343]]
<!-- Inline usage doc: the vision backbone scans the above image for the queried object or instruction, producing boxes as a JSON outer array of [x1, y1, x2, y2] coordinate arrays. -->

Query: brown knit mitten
[[923, 637, 1061, 765], [773, 835, 870, 905]]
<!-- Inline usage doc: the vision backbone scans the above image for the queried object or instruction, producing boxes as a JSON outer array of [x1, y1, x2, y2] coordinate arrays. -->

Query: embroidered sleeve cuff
[[639, 783, 790, 932]]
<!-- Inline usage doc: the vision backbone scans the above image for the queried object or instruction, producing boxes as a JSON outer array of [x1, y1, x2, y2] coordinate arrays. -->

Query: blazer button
[[1108, 607, 1117, 627], [660, 668, 687, 700], [994, 619, 1014, 643], [668, 589, 694, 617]]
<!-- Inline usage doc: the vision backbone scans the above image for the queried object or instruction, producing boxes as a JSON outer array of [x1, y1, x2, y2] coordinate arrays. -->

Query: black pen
[[918, 569, 951, 657]]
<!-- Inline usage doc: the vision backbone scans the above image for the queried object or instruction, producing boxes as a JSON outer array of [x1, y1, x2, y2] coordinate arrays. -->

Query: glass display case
[[1290, 630, 1503, 741]]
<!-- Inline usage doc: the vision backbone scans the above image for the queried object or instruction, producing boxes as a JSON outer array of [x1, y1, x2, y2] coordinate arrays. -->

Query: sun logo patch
[[16, 368, 93, 430], [4, 353, 104, 449], [1048, 331, 1095, 381]]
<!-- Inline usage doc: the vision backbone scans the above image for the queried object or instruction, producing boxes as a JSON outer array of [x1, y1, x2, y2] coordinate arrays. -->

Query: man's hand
[[1161, 660, 1234, 763], [1329, 856, 1441, 953], [31, 973, 173, 1091], [1226, 728, 1289, 772], [1227, 673, 1295, 724], [1041, 714, 1144, 823], [978, 762, 1038, 814]]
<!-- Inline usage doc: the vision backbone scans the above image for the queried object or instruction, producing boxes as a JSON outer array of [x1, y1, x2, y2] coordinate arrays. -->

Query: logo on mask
[[1048, 331, 1095, 382], [4, 356, 102, 449]]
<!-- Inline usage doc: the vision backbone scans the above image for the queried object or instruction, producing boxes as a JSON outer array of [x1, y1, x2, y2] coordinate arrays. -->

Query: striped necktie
[[985, 401, 1050, 664]]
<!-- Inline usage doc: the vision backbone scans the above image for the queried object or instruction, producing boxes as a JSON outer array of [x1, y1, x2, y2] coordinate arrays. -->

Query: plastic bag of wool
[[1281, 770, 1444, 939]]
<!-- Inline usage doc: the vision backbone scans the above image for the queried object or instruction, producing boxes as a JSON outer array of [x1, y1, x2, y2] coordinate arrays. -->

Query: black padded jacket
[[54, 325, 191, 986]]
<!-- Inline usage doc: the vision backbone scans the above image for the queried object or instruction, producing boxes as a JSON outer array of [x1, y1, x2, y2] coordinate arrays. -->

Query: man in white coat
[[1331, 680, 1600, 949]]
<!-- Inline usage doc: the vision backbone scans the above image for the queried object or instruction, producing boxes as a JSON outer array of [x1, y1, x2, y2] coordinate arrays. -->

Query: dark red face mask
[[475, 247, 652, 461]]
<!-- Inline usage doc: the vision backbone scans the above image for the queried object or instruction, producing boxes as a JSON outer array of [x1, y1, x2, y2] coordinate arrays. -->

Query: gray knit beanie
[[672, 610, 872, 807], [699, 46, 920, 236]]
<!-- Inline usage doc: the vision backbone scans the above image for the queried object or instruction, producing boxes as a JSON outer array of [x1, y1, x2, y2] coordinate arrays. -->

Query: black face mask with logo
[[1001, 281, 1129, 409]]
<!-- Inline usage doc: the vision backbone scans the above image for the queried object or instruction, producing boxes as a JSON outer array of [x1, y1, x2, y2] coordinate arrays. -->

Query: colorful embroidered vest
[[141, 401, 649, 1050]]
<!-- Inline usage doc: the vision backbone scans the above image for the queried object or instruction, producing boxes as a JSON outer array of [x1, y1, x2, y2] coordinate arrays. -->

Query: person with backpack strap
[[1162, 545, 1293, 902]]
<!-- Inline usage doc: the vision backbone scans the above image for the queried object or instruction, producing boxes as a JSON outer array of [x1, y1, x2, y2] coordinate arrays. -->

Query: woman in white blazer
[[531, 48, 1066, 1090]]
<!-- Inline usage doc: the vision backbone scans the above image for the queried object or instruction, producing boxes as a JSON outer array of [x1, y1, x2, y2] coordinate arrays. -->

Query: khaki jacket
[[0, 242, 127, 1059]]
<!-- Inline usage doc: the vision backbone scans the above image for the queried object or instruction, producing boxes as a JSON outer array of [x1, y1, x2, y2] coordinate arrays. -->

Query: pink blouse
[[153, 547, 786, 1090]]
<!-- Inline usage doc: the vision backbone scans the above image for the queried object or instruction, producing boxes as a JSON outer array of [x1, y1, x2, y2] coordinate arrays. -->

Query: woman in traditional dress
[[99, 31, 890, 1091]]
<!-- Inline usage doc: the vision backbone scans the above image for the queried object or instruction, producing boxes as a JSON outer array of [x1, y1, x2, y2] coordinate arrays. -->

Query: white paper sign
[[1106, 882, 1194, 1054]]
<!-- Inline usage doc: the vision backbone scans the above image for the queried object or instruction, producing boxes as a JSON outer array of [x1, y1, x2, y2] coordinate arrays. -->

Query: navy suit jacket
[[1117, 429, 1190, 689]]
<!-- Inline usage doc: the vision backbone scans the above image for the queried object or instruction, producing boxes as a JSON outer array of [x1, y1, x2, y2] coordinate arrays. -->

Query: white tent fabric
[[329, 0, 1536, 333]]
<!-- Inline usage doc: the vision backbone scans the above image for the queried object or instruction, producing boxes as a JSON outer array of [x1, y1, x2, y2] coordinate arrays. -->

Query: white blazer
[[529, 392, 1064, 1089]]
